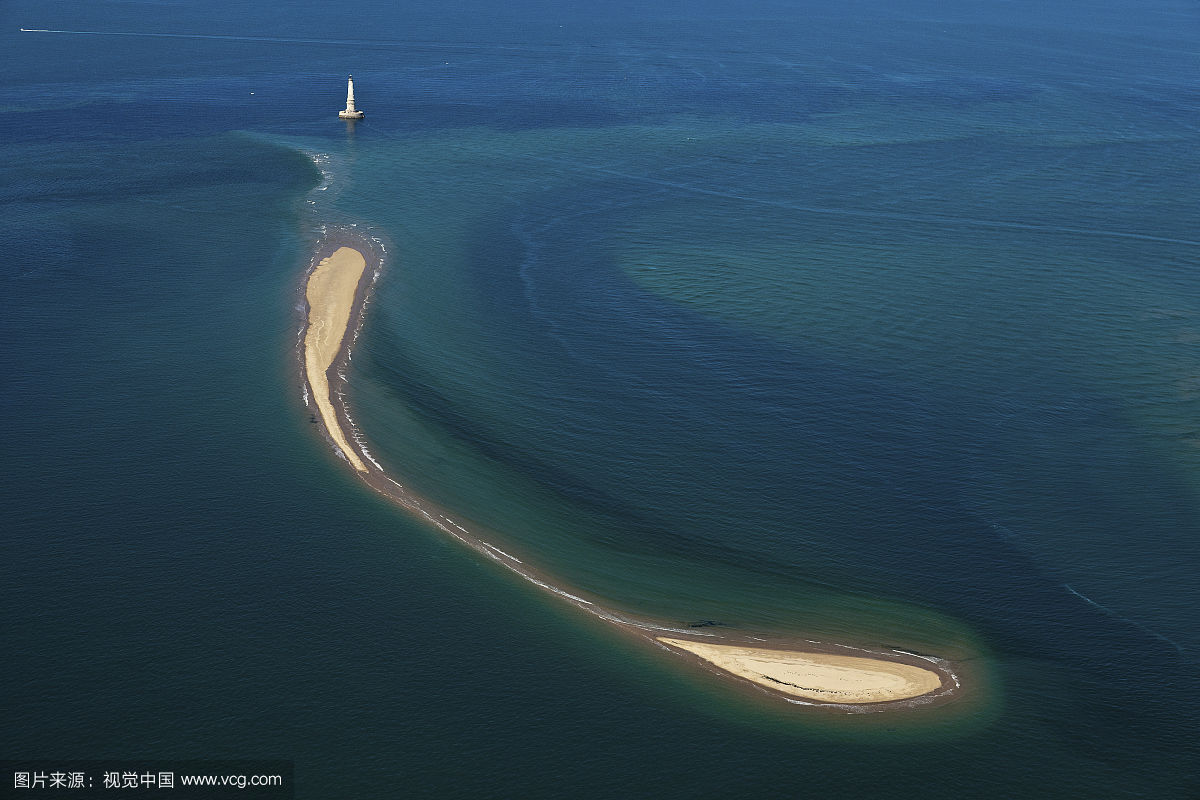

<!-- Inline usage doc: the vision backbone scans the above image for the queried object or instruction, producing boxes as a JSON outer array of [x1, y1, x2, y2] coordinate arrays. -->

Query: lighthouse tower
[[338, 75, 364, 120]]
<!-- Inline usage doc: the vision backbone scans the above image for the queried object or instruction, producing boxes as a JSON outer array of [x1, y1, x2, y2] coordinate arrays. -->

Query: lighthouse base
[[339, 110, 364, 119]]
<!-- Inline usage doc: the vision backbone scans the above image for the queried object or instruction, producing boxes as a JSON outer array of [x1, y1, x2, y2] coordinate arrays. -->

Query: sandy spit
[[296, 234, 962, 713], [657, 637, 945, 704], [304, 246, 369, 472]]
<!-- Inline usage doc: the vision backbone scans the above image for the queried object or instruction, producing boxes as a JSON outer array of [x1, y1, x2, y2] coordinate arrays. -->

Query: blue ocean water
[[3, 1, 1199, 796]]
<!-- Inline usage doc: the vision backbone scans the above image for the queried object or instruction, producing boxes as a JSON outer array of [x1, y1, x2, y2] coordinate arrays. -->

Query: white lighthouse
[[338, 75, 364, 119]]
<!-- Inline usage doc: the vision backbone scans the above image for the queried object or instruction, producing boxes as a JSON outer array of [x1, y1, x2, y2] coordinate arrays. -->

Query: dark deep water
[[3, 1, 1199, 796]]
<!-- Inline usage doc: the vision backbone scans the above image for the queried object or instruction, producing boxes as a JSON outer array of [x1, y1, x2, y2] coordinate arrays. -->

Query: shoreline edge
[[296, 229, 964, 712]]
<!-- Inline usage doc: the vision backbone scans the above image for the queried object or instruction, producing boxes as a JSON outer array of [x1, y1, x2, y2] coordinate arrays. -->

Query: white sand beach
[[657, 637, 944, 704], [304, 246, 369, 473]]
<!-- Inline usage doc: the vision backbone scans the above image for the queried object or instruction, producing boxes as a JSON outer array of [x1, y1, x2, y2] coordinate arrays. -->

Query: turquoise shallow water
[[3, 1, 1199, 796]]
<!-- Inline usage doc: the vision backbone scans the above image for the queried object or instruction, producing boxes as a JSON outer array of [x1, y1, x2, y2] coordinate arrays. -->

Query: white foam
[[551, 588, 593, 605], [891, 648, 940, 664], [358, 446, 383, 471], [526, 577, 593, 606], [481, 542, 522, 563], [648, 625, 716, 637]]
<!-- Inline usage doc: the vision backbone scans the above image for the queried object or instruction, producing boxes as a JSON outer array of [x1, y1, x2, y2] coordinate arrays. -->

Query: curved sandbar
[[304, 246, 369, 473], [657, 637, 944, 704], [297, 233, 960, 712]]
